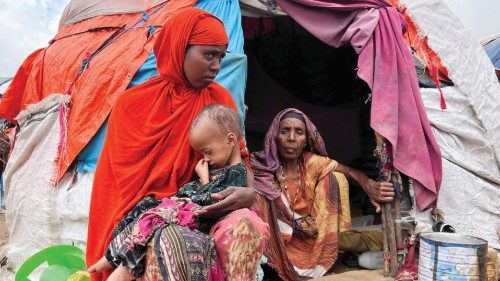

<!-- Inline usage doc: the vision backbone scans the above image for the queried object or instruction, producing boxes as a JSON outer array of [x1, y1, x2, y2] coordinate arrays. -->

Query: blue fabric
[[76, 120, 107, 172], [76, 2, 247, 173], [126, 51, 159, 86], [217, 52, 247, 126]]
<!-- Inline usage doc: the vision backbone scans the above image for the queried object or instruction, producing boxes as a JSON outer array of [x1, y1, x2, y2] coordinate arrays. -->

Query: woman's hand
[[195, 159, 209, 185], [193, 187, 256, 218], [362, 179, 395, 213]]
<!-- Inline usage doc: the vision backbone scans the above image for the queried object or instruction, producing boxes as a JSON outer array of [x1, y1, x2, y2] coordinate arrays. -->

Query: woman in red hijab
[[87, 8, 268, 281]]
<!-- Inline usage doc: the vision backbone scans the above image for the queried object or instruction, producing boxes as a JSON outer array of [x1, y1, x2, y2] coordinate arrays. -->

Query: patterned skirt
[[106, 196, 223, 281]]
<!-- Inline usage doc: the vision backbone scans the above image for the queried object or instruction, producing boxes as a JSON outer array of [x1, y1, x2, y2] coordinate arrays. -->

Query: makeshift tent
[[0, 0, 499, 279]]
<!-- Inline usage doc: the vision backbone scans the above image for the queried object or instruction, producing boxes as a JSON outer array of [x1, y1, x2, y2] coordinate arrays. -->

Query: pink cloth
[[211, 208, 269, 281], [275, 0, 442, 210], [133, 198, 198, 246]]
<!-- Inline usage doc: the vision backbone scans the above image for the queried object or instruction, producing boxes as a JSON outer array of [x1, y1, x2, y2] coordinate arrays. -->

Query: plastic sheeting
[[399, 0, 500, 249], [240, 0, 287, 17], [416, 87, 500, 249], [398, 0, 500, 168], [0, 0, 196, 182], [59, 0, 168, 28], [2, 94, 94, 276], [4, 94, 67, 269]]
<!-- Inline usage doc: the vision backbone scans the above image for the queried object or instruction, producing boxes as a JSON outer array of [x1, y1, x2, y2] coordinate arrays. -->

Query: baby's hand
[[195, 159, 209, 185], [87, 256, 113, 273]]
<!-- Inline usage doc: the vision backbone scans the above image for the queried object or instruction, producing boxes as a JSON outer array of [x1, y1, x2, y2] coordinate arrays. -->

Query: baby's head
[[189, 104, 242, 169]]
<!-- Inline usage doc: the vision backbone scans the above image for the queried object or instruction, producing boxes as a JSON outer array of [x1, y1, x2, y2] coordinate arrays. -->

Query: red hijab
[[87, 8, 240, 279]]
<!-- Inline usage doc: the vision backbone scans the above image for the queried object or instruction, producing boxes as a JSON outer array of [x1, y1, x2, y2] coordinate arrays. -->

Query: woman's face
[[277, 117, 307, 162], [183, 44, 227, 89]]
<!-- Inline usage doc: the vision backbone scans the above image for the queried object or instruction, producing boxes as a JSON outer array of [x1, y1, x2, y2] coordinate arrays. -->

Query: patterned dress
[[255, 152, 351, 280], [106, 163, 247, 279]]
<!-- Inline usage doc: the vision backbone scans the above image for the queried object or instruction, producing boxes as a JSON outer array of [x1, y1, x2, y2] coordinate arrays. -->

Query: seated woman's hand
[[362, 179, 395, 213], [193, 187, 256, 219]]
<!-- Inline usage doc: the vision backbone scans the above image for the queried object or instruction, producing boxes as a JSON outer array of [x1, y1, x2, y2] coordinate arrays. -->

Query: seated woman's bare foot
[[87, 256, 113, 273], [107, 265, 134, 281]]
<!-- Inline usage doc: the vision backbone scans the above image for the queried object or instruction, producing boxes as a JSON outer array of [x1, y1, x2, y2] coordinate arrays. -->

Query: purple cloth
[[275, 0, 442, 210], [250, 108, 328, 200]]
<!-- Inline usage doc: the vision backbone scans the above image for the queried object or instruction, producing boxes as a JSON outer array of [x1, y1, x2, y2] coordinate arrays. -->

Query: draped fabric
[[255, 153, 351, 280], [275, 0, 442, 210], [251, 108, 351, 279], [86, 8, 243, 280]]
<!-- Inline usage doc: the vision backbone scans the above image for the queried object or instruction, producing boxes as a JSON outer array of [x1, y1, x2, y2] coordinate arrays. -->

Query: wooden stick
[[381, 203, 390, 277], [394, 196, 403, 253], [386, 202, 398, 277]]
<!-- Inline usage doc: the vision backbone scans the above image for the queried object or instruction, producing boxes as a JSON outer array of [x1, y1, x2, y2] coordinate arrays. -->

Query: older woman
[[251, 108, 394, 280], [87, 8, 268, 281]]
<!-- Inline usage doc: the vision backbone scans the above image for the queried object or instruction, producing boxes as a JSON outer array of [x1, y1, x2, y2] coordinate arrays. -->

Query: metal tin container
[[419, 232, 488, 281]]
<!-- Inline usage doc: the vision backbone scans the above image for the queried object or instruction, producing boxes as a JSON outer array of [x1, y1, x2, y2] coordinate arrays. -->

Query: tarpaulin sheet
[[59, 0, 168, 28], [0, 0, 196, 180], [417, 86, 500, 249], [397, 0, 500, 173]]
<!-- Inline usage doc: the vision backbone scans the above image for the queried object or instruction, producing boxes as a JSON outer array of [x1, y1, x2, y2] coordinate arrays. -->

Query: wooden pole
[[385, 203, 398, 277], [394, 196, 403, 252], [381, 205, 390, 276]]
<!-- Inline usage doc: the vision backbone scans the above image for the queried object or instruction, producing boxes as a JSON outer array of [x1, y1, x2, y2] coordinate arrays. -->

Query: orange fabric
[[0, 0, 195, 181], [189, 16, 228, 45], [388, 0, 449, 80], [86, 8, 240, 280], [388, 0, 449, 109]]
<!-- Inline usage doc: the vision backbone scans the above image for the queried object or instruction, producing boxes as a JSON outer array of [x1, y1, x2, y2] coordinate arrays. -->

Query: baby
[[88, 104, 246, 280]]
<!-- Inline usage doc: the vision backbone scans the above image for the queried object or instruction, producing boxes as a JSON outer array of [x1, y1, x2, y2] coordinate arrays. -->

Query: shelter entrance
[[243, 16, 378, 214]]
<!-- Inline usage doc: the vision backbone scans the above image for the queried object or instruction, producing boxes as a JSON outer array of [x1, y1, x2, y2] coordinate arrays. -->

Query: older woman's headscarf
[[87, 8, 240, 279], [251, 108, 328, 200]]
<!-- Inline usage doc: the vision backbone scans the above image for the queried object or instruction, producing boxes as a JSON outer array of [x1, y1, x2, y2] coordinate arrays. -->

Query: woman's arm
[[335, 163, 395, 213], [193, 169, 256, 218]]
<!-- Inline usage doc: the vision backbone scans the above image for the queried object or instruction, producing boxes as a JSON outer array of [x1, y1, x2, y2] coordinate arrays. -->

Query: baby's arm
[[87, 256, 113, 273], [195, 159, 209, 185]]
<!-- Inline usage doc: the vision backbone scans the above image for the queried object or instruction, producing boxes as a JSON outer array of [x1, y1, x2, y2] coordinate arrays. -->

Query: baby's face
[[189, 121, 234, 169]]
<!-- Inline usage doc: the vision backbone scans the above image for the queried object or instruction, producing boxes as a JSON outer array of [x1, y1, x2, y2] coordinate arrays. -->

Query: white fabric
[[398, 0, 500, 166], [59, 0, 167, 28], [240, 0, 287, 17], [4, 94, 68, 269], [55, 172, 93, 250], [2, 94, 93, 274], [397, 0, 500, 250], [293, 265, 327, 278], [416, 86, 500, 249]]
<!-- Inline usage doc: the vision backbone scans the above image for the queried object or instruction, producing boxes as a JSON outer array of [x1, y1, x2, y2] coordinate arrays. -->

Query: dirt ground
[[315, 270, 392, 281], [0, 213, 390, 280]]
